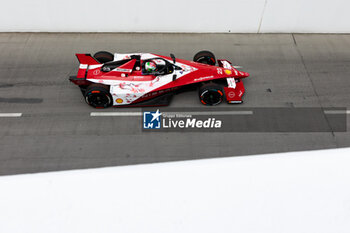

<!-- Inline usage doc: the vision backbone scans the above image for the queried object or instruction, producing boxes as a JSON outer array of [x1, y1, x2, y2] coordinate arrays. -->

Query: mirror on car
[[170, 54, 176, 64]]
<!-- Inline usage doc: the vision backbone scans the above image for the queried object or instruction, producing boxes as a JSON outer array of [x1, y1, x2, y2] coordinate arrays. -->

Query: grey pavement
[[0, 33, 349, 175]]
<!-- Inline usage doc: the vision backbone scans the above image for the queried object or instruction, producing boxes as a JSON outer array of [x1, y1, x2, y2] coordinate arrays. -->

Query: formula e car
[[69, 50, 249, 108]]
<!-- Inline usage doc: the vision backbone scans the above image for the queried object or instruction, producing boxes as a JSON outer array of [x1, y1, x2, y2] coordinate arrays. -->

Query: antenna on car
[[170, 54, 176, 64]]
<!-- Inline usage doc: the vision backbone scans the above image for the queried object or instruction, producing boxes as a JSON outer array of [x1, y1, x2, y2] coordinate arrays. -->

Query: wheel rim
[[197, 57, 215, 65], [201, 89, 223, 105], [86, 92, 111, 108], [197, 57, 209, 64]]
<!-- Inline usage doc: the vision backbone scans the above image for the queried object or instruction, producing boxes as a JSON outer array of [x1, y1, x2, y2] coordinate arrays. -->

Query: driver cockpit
[[142, 58, 174, 75], [101, 55, 141, 73]]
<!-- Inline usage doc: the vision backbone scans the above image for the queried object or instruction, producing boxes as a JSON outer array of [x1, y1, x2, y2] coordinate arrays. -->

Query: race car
[[69, 50, 249, 108]]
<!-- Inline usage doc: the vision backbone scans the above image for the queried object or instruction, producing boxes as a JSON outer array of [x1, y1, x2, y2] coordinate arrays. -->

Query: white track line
[[324, 110, 350, 114], [91, 111, 253, 117], [0, 113, 22, 117], [165, 111, 253, 115], [91, 112, 142, 116]]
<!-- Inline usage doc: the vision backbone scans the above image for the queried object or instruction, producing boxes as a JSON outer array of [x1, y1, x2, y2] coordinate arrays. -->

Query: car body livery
[[69, 51, 249, 108]]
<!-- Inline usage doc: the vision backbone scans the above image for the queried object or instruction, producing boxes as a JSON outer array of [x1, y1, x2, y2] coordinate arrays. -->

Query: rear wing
[[76, 54, 100, 65], [74, 54, 101, 79]]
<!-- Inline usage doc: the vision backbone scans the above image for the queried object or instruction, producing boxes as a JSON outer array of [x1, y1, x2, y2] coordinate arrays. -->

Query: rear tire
[[193, 50, 216, 65], [93, 51, 114, 63], [84, 84, 112, 108], [79, 85, 88, 95], [199, 83, 224, 106]]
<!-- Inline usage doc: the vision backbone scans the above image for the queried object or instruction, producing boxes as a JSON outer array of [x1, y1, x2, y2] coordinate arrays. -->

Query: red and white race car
[[69, 51, 249, 108]]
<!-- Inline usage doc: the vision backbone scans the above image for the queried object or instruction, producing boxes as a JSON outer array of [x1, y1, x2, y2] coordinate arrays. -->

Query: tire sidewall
[[193, 51, 216, 65], [84, 85, 112, 108], [199, 87, 224, 106]]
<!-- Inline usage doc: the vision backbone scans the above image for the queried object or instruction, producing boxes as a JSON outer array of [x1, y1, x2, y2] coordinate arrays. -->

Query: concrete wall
[[1, 148, 350, 233], [0, 0, 349, 33]]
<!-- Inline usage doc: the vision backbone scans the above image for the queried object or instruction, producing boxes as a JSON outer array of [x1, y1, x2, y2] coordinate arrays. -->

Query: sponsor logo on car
[[194, 76, 214, 82], [224, 69, 232, 75], [115, 68, 132, 73], [228, 91, 236, 98]]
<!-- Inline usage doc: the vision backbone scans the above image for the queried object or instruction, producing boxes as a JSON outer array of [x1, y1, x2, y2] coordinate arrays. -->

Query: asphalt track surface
[[0, 33, 349, 175]]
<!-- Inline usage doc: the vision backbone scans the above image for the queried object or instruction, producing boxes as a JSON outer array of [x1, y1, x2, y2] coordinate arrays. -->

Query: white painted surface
[[0, 0, 349, 32], [91, 112, 143, 116], [0, 148, 350, 233], [90, 111, 253, 116], [0, 113, 22, 117], [260, 0, 350, 33], [324, 110, 350, 114]]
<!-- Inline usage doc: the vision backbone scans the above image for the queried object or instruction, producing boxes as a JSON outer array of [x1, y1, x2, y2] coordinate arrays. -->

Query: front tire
[[84, 84, 112, 108], [193, 50, 216, 65], [199, 83, 224, 106]]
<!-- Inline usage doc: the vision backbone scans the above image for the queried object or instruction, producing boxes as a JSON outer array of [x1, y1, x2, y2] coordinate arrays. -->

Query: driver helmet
[[145, 61, 157, 72]]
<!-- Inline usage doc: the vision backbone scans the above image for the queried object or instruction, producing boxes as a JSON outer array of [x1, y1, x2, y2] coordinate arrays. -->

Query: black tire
[[199, 83, 224, 106], [79, 85, 88, 95], [93, 51, 114, 63], [84, 84, 113, 108], [193, 50, 216, 65]]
